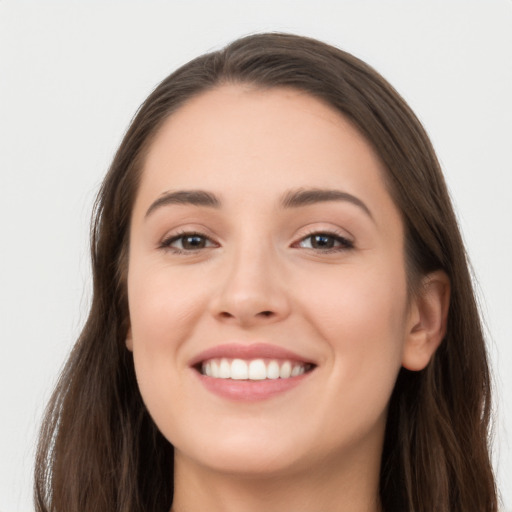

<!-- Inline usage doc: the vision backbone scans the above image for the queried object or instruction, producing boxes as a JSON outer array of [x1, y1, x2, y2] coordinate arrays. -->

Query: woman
[[34, 33, 497, 511]]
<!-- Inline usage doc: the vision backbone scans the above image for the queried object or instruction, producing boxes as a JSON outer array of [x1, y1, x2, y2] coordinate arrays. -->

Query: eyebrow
[[280, 188, 373, 220], [145, 187, 373, 220], [145, 190, 221, 218]]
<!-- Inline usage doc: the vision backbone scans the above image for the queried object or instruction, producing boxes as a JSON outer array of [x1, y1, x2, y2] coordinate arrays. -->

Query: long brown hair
[[35, 33, 497, 511]]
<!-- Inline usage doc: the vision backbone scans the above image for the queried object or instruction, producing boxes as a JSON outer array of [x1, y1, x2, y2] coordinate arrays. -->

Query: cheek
[[303, 261, 407, 334], [126, 264, 212, 417], [300, 264, 408, 392], [126, 267, 204, 436], [128, 265, 204, 349], [296, 268, 408, 444]]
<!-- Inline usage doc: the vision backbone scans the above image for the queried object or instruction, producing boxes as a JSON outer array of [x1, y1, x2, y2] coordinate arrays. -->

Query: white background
[[1, 1, 511, 510]]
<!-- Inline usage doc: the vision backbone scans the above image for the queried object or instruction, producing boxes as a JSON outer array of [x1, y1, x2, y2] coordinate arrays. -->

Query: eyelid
[[159, 229, 219, 253], [157, 224, 354, 254], [291, 227, 355, 252]]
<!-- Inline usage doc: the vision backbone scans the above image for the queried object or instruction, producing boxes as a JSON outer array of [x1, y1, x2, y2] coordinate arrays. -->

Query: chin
[[171, 424, 316, 477], [181, 445, 306, 478]]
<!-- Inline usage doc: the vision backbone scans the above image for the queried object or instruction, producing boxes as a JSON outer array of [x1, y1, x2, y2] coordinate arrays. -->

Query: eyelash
[[159, 230, 354, 255], [292, 230, 354, 253], [159, 231, 217, 254]]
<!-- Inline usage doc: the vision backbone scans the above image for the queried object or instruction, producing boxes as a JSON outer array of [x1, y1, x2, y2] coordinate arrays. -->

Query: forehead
[[145, 85, 379, 170], [134, 85, 398, 223]]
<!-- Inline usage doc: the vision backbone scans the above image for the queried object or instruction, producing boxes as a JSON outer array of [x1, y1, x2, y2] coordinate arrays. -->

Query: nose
[[209, 245, 291, 327]]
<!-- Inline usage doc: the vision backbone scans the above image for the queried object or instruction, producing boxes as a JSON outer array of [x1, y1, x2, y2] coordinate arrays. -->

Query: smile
[[191, 343, 317, 400], [201, 358, 313, 380]]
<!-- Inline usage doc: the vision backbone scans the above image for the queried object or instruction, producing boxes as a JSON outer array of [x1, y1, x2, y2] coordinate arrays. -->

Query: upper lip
[[189, 343, 317, 367]]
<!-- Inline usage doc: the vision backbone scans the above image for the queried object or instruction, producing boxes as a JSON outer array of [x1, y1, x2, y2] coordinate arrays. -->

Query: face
[[126, 85, 416, 478]]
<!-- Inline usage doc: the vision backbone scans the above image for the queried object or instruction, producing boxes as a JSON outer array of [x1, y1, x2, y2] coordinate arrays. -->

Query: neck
[[170, 450, 382, 512]]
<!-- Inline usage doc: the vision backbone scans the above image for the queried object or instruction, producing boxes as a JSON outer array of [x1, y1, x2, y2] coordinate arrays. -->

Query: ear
[[125, 326, 133, 352], [402, 270, 450, 371]]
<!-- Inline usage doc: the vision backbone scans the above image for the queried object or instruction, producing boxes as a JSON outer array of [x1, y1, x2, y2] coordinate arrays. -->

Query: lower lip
[[195, 371, 312, 401]]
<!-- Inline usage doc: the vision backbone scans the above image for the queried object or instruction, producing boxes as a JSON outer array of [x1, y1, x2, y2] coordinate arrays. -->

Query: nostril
[[215, 309, 279, 323]]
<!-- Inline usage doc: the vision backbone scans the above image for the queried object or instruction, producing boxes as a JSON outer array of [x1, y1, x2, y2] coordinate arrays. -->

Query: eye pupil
[[183, 235, 206, 249], [312, 234, 334, 248]]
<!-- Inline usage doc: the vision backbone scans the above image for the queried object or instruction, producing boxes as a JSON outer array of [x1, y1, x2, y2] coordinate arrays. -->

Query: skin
[[126, 85, 449, 512]]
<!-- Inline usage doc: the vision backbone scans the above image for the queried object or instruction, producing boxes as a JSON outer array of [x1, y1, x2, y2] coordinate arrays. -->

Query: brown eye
[[298, 233, 353, 251], [161, 233, 216, 252], [310, 234, 336, 249], [181, 235, 208, 250]]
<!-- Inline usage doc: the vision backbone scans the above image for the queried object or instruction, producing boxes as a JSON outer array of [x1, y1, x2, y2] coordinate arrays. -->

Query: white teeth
[[279, 361, 292, 379], [211, 360, 219, 378], [267, 360, 280, 379], [219, 358, 231, 378], [231, 359, 248, 380], [200, 358, 311, 380], [248, 359, 267, 380], [291, 364, 304, 377]]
